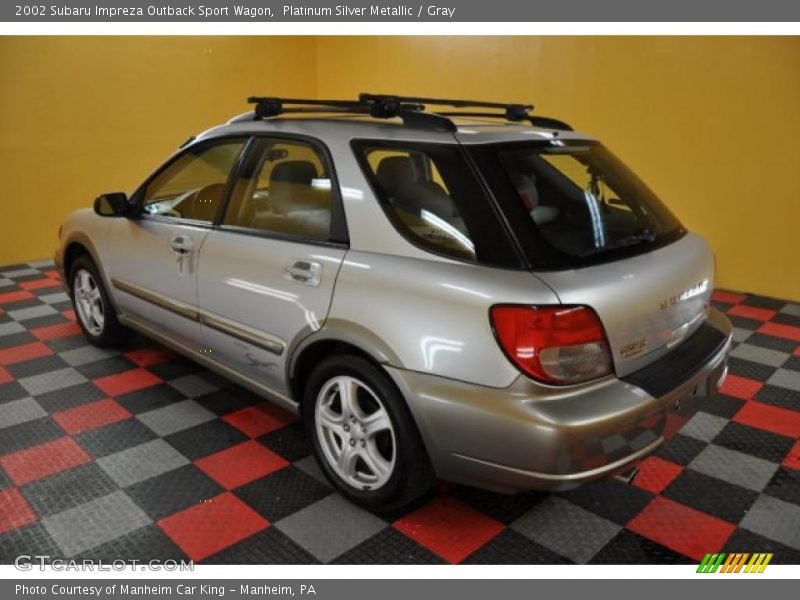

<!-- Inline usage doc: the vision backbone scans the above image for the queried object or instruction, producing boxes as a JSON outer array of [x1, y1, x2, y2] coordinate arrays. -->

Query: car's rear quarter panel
[[328, 251, 560, 388]]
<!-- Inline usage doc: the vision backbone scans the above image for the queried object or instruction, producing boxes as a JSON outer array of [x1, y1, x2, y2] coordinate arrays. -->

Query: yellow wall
[[2, 36, 798, 300], [0, 36, 316, 266], [315, 37, 800, 301]]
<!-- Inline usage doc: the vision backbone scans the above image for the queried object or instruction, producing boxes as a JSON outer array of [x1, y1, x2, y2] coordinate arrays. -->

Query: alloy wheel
[[73, 269, 105, 336], [315, 375, 396, 490]]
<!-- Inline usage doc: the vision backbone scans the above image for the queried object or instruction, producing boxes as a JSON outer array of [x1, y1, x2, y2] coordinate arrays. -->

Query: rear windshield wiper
[[579, 229, 657, 258]]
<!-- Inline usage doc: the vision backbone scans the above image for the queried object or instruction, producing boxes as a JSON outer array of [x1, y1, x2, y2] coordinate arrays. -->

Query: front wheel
[[303, 355, 434, 511], [70, 255, 132, 348]]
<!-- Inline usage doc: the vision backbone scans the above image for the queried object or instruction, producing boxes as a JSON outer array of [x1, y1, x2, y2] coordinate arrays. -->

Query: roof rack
[[437, 111, 574, 131], [245, 94, 572, 132]]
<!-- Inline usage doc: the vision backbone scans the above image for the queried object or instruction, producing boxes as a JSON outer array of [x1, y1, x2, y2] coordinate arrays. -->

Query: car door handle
[[284, 260, 322, 287], [169, 235, 193, 255]]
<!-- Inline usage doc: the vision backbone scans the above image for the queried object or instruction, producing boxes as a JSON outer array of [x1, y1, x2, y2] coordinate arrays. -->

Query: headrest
[[376, 156, 418, 197], [271, 160, 317, 185], [510, 172, 539, 210], [393, 180, 459, 219]]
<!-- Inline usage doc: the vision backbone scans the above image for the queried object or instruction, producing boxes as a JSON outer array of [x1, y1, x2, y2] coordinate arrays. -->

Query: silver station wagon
[[56, 94, 732, 509]]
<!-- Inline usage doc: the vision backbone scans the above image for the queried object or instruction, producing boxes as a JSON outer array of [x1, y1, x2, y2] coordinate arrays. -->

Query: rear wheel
[[70, 255, 132, 348], [303, 354, 434, 511]]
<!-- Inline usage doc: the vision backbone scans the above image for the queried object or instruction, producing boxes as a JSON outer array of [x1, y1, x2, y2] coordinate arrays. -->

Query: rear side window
[[224, 138, 334, 242], [353, 141, 521, 268]]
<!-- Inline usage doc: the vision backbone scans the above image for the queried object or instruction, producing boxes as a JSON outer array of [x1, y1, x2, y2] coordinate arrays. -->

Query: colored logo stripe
[[697, 552, 773, 573]]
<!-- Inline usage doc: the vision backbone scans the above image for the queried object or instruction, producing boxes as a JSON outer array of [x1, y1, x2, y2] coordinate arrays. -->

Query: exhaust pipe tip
[[613, 466, 639, 485]]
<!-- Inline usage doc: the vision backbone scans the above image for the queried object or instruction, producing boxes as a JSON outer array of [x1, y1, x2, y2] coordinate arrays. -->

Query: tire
[[69, 255, 133, 348], [303, 354, 435, 511]]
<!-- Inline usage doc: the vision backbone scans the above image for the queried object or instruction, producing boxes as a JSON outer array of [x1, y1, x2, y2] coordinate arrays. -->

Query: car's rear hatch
[[464, 136, 714, 377], [532, 232, 714, 377]]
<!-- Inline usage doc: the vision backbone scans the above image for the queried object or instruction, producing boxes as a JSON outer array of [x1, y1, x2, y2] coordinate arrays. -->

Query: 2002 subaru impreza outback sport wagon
[[55, 94, 732, 510]]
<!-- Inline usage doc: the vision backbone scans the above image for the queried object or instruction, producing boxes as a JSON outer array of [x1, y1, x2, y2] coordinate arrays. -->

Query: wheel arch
[[61, 233, 122, 313], [287, 320, 404, 410]]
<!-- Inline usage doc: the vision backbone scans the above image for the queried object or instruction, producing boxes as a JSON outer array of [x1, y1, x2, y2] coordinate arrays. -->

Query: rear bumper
[[387, 307, 732, 493]]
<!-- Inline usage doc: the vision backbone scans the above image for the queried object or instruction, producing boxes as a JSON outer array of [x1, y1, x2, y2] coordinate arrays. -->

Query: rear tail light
[[490, 305, 613, 385]]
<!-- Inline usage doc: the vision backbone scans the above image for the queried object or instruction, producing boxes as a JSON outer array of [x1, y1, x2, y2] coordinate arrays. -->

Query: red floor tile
[[30, 322, 81, 341], [222, 403, 296, 438], [0, 437, 91, 486], [157, 492, 268, 562], [93, 368, 162, 397], [52, 398, 132, 435], [719, 374, 763, 400], [627, 496, 735, 561], [634, 456, 684, 495], [62, 309, 77, 322], [0, 366, 12, 385], [196, 440, 289, 490], [783, 440, 800, 471], [18, 278, 61, 291], [0, 488, 37, 534], [0, 341, 53, 366], [733, 401, 800, 439], [712, 290, 746, 305], [393, 496, 505, 563], [44, 270, 60, 279], [757, 321, 800, 343], [124, 347, 177, 368], [727, 304, 776, 322], [0, 290, 34, 305]]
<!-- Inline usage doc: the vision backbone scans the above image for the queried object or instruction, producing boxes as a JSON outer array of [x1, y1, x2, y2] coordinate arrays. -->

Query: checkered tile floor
[[1, 261, 799, 565]]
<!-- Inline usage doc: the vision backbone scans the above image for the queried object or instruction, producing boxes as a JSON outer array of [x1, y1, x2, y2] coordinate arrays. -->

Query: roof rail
[[245, 94, 572, 132], [437, 111, 574, 131]]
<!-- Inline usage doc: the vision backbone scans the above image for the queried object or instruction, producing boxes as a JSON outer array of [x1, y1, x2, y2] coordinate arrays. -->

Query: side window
[[141, 140, 246, 223], [359, 146, 475, 261], [223, 139, 333, 242]]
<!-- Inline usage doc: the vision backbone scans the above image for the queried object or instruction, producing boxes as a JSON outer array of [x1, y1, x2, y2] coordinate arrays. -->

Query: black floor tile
[[334, 527, 446, 564], [655, 433, 708, 466], [75, 418, 158, 459], [116, 384, 187, 415], [0, 417, 64, 456], [590, 529, 695, 564], [234, 466, 332, 523], [713, 421, 795, 463], [20, 463, 118, 517], [662, 469, 758, 523], [202, 527, 318, 565], [558, 478, 654, 526], [463, 529, 571, 564], [75, 524, 189, 563], [165, 419, 248, 461], [35, 381, 106, 413], [126, 464, 224, 521]]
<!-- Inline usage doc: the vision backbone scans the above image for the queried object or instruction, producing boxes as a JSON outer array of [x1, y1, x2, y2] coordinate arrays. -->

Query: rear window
[[352, 140, 522, 269], [469, 141, 685, 269]]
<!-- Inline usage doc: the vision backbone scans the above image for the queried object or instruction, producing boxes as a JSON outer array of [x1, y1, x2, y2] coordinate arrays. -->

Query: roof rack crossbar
[[247, 95, 455, 131], [359, 93, 533, 122], [245, 94, 568, 132]]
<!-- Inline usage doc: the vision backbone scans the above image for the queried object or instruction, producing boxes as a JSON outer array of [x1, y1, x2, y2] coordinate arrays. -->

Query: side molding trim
[[199, 312, 285, 356], [112, 278, 286, 356], [112, 278, 198, 321]]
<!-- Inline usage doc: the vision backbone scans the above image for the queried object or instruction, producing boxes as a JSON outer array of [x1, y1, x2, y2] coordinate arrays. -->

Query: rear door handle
[[284, 260, 322, 287]]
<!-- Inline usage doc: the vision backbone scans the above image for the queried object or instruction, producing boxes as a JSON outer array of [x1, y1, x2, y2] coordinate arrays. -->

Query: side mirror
[[94, 192, 131, 217]]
